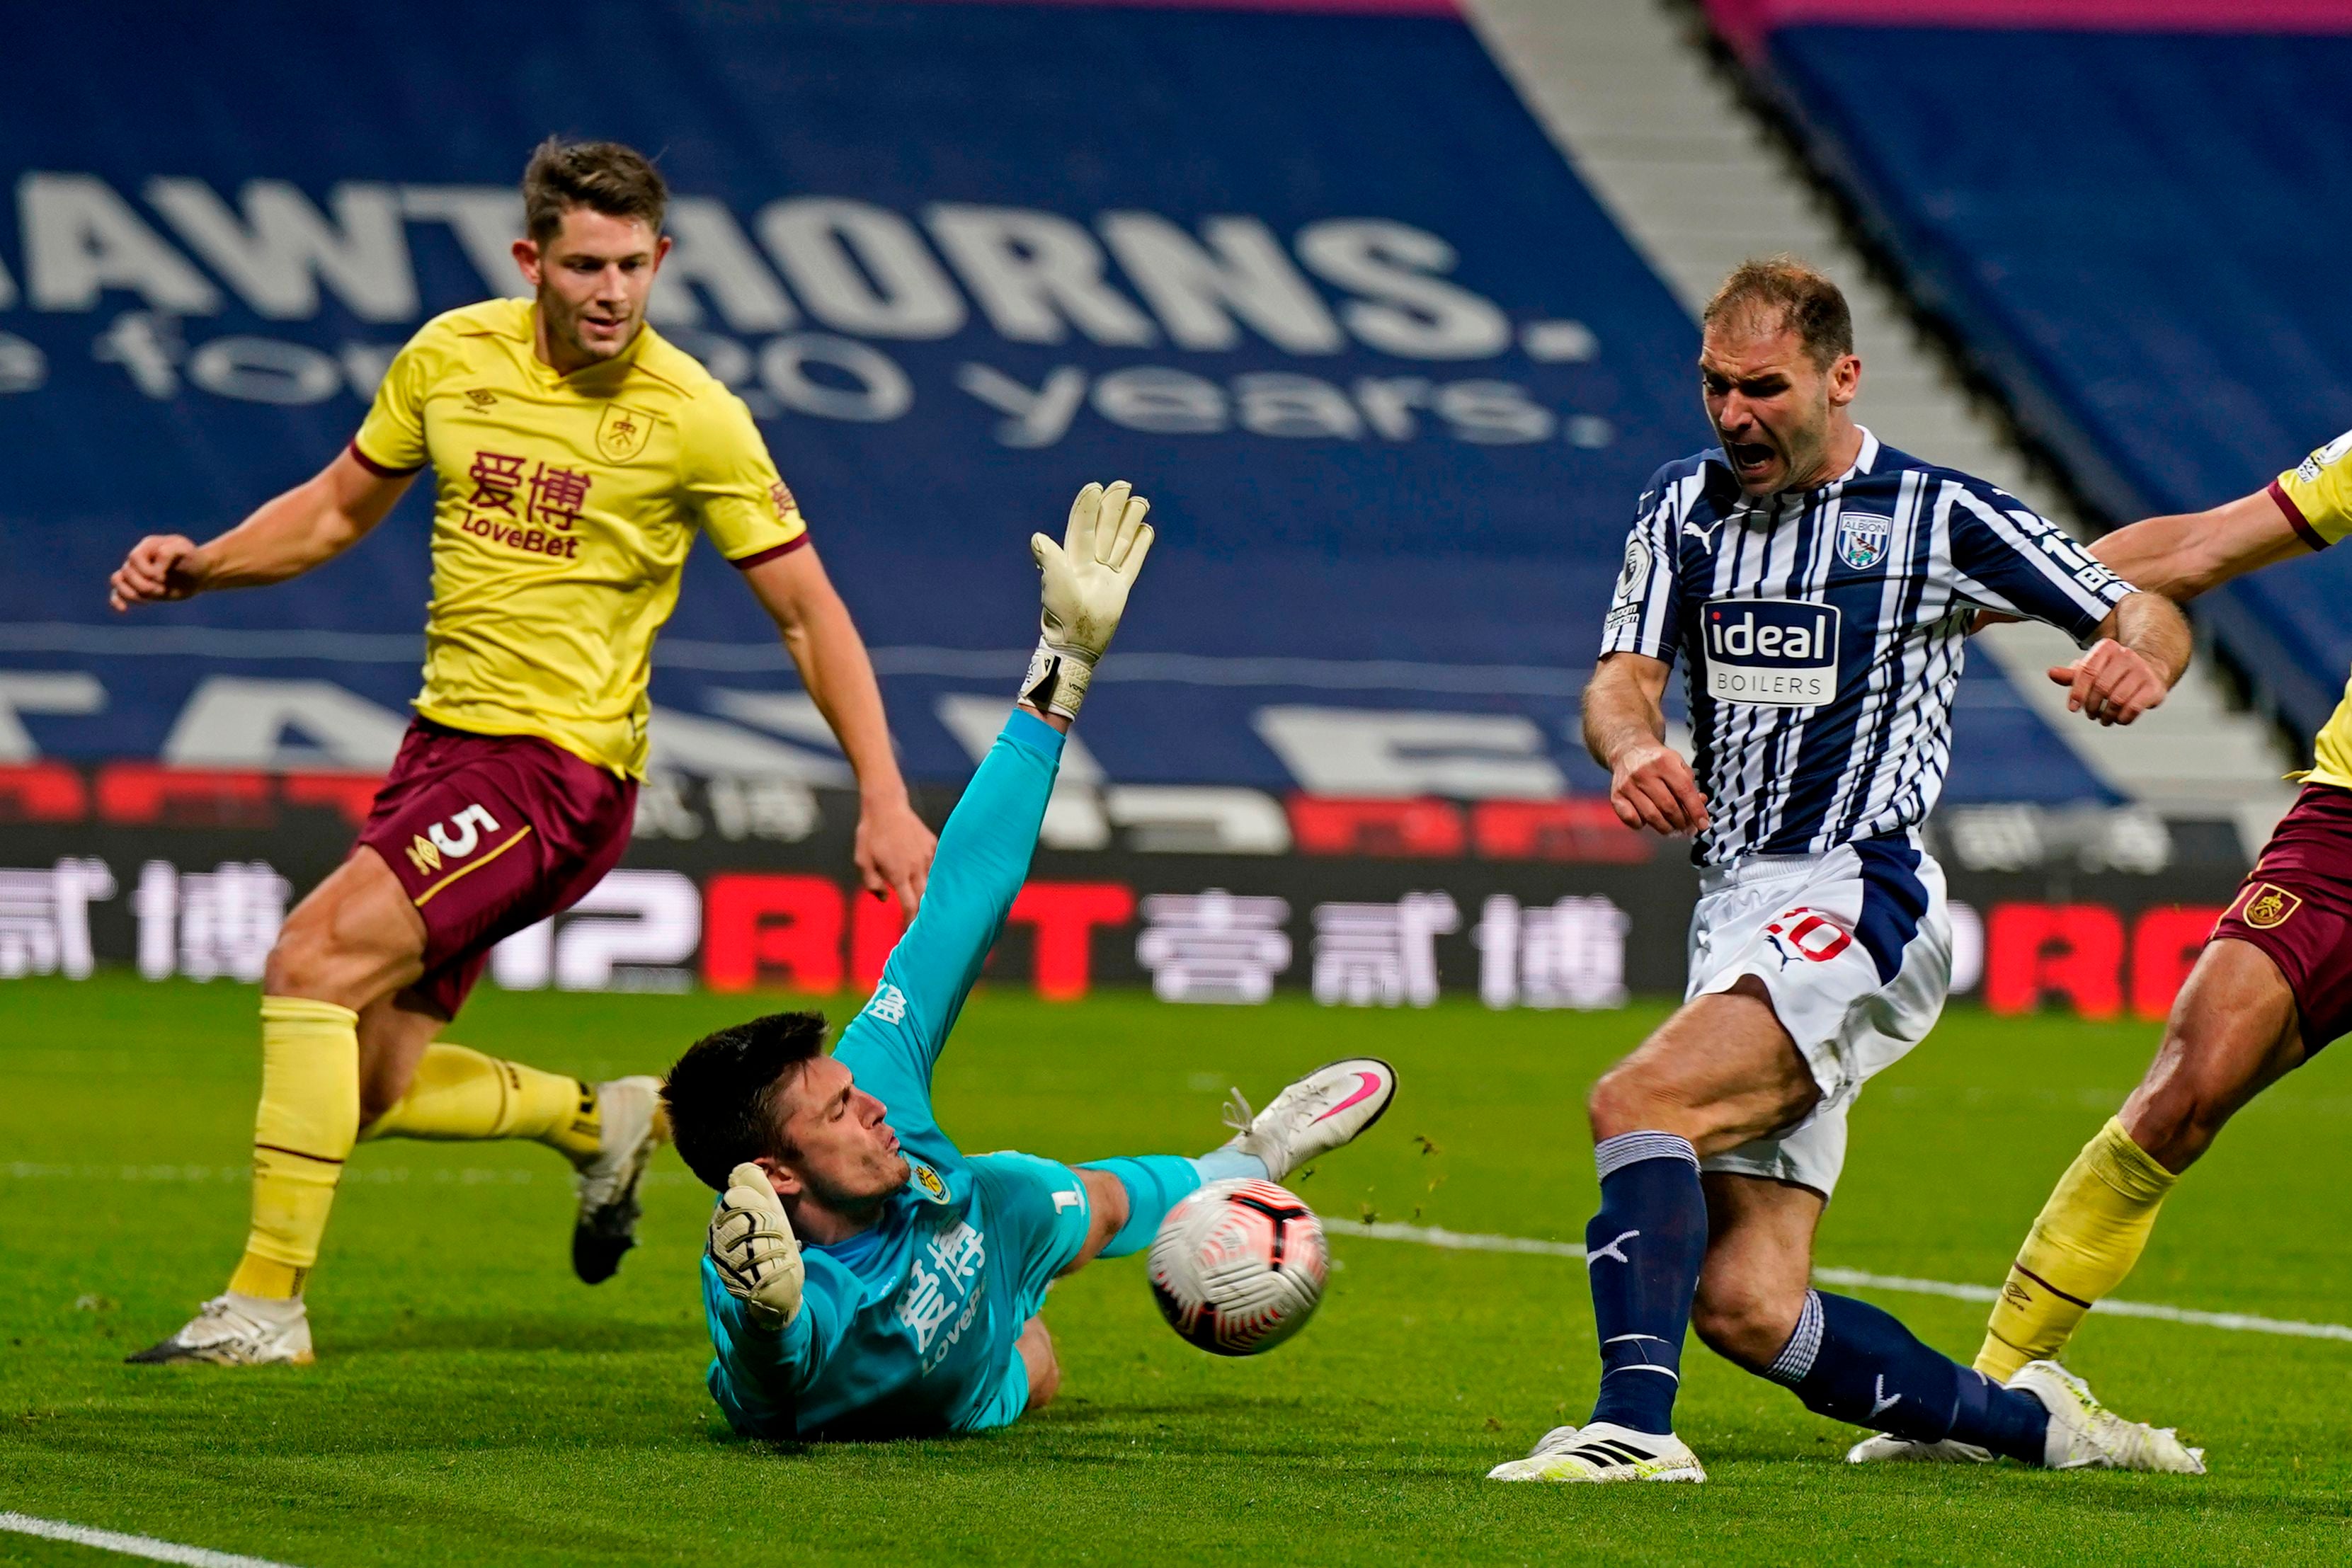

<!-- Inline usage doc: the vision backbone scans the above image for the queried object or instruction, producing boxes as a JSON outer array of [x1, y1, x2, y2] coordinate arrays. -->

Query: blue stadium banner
[[0, 0, 1723, 794]]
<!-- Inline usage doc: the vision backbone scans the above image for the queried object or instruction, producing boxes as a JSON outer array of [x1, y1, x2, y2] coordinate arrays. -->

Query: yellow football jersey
[[2270, 431, 2352, 790], [353, 298, 806, 778]]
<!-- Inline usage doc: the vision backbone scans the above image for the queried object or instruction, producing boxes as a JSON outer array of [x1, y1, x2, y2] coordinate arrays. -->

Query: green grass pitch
[[6, 974, 2352, 1565]]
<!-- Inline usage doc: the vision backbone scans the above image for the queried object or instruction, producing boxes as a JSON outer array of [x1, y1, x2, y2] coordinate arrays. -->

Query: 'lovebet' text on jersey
[[1600, 430, 2132, 865]]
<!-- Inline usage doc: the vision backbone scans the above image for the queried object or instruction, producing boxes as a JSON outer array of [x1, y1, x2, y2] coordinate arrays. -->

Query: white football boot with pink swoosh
[[1219, 1058, 1397, 1181]]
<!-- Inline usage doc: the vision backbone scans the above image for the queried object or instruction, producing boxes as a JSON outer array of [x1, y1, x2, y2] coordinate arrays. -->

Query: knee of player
[[261, 911, 340, 999], [2121, 1075, 2224, 1171], [1028, 1354, 1061, 1411], [1019, 1322, 1061, 1413], [1587, 1064, 1672, 1140], [1691, 1276, 1803, 1369]]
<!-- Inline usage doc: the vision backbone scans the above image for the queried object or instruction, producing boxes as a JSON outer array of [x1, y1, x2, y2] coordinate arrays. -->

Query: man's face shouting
[[1699, 312, 1861, 498]]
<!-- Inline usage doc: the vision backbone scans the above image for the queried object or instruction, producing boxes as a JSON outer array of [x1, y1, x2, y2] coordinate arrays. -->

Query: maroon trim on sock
[[2010, 1261, 2092, 1310], [254, 1142, 348, 1167]]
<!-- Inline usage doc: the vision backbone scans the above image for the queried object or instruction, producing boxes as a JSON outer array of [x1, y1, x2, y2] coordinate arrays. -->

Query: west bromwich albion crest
[[1837, 510, 1892, 570]]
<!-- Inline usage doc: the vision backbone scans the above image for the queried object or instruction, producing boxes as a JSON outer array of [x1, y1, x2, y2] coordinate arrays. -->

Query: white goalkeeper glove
[[709, 1162, 804, 1330], [1020, 479, 1155, 721]]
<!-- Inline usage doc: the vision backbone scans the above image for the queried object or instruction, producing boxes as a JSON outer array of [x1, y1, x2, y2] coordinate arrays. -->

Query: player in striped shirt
[[1489, 258, 2203, 1484]]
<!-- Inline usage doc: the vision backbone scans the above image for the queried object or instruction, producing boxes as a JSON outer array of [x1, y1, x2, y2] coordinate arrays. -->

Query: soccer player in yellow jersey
[[108, 139, 937, 1366], [1854, 428, 2352, 1460]]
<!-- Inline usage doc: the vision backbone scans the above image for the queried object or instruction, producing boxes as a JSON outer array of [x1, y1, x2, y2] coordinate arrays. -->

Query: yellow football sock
[[1976, 1116, 2177, 1380], [227, 997, 361, 1300], [359, 1043, 602, 1165]]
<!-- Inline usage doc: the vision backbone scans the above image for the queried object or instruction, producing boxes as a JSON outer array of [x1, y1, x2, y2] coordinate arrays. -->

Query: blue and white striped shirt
[[1599, 430, 2131, 866]]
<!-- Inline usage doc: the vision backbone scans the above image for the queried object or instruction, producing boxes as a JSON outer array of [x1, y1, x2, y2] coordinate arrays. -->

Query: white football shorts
[[1686, 837, 1952, 1197]]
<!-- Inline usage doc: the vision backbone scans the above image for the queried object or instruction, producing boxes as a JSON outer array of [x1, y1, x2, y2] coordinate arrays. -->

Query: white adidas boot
[[126, 1293, 314, 1367], [1218, 1058, 1396, 1181], [573, 1075, 668, 1284], [1487, 1421, 1708, 1483]]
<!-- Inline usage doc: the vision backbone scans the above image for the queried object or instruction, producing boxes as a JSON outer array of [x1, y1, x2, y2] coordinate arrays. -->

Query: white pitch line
[[0, 1512, 302, 1568], [1324, 1220, 2352, 1344]]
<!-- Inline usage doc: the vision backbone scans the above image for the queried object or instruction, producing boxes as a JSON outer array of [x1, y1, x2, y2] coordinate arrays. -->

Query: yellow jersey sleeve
[[2271, 428, 2352, 549], [680, 389, 809, 566], [350, 323, 440, 476]]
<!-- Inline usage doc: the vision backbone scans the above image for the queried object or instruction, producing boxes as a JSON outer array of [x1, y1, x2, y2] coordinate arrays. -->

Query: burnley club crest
[[596, 404, 657, 463]]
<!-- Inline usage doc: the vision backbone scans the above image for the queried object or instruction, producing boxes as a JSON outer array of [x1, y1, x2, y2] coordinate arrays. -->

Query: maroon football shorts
[[354, 719, 637, 1019], [2213, 782, 2352, 1051]]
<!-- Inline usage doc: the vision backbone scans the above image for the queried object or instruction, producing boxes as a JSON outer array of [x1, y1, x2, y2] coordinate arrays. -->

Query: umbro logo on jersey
[[464, 388, 497, 408]]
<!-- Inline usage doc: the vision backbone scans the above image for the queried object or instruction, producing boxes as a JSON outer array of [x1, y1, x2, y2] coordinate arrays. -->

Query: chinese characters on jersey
[[460, 449, 595, 560]]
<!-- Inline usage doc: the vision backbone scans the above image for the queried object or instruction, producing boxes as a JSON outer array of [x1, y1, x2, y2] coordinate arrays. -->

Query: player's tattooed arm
[[2048, 590, 2191, 728], [2087, 486, 2316, 602], [108, 447, 412, 609], [1584, 651, 1711, 836], [741, 545, 938, 914]]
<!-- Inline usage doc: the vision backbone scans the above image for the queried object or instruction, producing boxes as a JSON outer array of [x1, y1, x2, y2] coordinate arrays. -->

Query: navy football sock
[[1585, 1131, 1708, 1436], [1762, 1291, 2049, 1463]]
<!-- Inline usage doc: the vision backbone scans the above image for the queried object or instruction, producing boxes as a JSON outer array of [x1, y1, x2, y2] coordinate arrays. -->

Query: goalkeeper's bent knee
[[1977, 1116, 2176, 1380], [1077, 1155, 1202, 1258], [229, 996, 361, 1299]]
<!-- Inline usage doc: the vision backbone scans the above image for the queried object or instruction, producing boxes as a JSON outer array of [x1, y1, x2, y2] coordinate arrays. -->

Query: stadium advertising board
[[0, 763, 2250, 1016]]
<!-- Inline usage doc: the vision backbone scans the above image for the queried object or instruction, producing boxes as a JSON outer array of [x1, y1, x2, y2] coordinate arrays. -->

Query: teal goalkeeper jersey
[[700, 709, 1063, 1439]]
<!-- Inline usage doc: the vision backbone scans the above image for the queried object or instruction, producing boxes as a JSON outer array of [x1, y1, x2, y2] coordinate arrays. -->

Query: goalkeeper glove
[[709, 1162, 804, 1329], [1020, 479, 1155, 721]]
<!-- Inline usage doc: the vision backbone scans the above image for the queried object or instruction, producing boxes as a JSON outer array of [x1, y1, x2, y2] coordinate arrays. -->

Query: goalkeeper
[[659, 482, 1396, 1441]]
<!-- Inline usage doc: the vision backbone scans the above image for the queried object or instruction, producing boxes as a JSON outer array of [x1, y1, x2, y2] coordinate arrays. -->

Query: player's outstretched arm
[[1974, 486, 2313, 637], [2048, 590, 2192, 727], [2089, 487, 2314, 602], [108, 447, 412, 610], [739, 545, 937, 912], [844, 483, 1153, 1076], [1582, 651, 1710, 836]]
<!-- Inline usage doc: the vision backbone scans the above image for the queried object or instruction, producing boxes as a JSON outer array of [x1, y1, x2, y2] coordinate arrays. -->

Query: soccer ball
[[1147, 1177, 1328, 1356]]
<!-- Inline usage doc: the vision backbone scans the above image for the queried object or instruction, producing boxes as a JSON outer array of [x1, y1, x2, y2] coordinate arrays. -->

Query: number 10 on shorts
[[1766, 906, 1852, 963]]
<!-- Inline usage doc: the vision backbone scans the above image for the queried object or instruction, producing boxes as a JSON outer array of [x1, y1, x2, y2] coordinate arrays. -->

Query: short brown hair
[[522, 137, 668, 244], [1701, 256, 1853, 370], [661, 1011, 828, 1191]]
